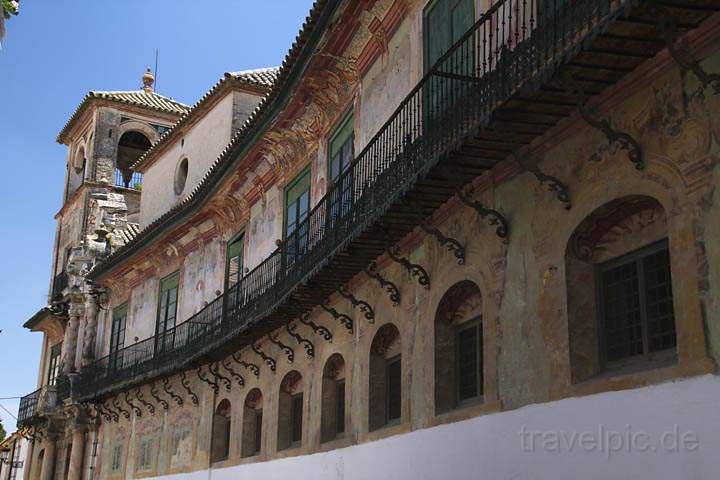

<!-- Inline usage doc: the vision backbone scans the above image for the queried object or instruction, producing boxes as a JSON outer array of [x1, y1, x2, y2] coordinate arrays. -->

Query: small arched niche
[[277, 371, 304, 451], [566, 195, 677, 383], [368, 323, 402, 431], [434, 280, 483, 415], [241, 388, 263, 458], [210, 399, 232, 463], [321, 353, 346, 442]]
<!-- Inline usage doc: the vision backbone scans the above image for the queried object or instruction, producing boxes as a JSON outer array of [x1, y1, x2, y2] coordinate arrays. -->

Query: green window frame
[[225, 233, 245, 289], [109, 302, 128, 369], [284, 168, 311, 263], [156, 271, 180, 352], [423, 0, 475, 72], [328, 114, 355, 224]]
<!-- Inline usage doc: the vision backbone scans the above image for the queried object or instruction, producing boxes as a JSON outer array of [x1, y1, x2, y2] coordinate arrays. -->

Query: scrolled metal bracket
[[98, 402, 116, 422], [197, 365, 220, 394], [457, 190, 509, 239], [386, 246, 430, 289], [124, 390, 142, 418], [110, 397, 126, 420], [562, 72, 643, 170], [222, 357, 245, 387], [298, 312, 333, 342], [162, 377, 184, 406], [285, 323, 315, 358], [135, 387, 155, 415], [150, 382, 169, 411], [320, 301, 353, 332], [650, 3, 720, 96], [268, 332, 295, 363], [516, 155, 571, 210], [252, 342, 277, 372], [231, 352, 260, 378], [420, 221, 466, 264], [338, 285, 375, 323], [364, 261, 401, 305], [180, 370, 199, 405], [209, 362, 232, 392]]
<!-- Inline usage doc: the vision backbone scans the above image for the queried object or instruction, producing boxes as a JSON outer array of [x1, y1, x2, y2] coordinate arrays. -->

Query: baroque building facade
[[13, 1, 720, 479]]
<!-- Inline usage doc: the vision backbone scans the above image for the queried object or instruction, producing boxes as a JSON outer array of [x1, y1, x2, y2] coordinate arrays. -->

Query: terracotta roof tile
[[57, 90, 190, 144], [131, 67, 280, 171]]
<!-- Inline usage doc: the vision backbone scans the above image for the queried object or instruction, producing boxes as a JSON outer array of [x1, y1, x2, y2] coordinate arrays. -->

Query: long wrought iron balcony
[[74, 0, 717, 400], [51, 270, 68, 300]]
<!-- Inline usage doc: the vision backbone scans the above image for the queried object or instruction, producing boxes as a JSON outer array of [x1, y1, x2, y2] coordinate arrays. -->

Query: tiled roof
[[113, 223, 141, 246], [89, 0, 338, 280], [228, 67, 280, 87], [57, 90, 190, 144], [131, 67, 280, 172]]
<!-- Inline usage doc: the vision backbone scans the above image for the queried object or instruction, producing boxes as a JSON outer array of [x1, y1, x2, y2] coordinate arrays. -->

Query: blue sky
[[0, 0, 314, 434]]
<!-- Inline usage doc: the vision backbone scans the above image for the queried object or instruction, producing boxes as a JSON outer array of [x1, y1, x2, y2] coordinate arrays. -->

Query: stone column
[[62, 295, 85, 373], [81, 294, 99, 366], [66, 430, 85, 480], [38, 439, 56, 480]]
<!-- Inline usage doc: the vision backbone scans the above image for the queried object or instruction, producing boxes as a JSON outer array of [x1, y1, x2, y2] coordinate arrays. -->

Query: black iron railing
[[75, 0, 624, 399], [16, 389, 40, 428], [114, 169, 143, 190]]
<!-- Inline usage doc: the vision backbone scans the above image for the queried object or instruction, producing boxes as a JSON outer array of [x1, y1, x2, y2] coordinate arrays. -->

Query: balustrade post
[[66, 428, 85, 480]]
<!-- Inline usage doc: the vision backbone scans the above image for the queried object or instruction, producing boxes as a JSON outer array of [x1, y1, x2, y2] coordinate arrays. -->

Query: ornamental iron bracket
[[124, 390, 142, 418], [231, 353, 261, 378], [386, 246, 430, 289], [150, 382, 169, 411], [209, 362, 232, 392], [111, 397, 128, 420], [222, 357, 245, 386], [98, 402, 116, 422], [338, 285, 375, 323], [268, 333, 295, 363], [180, 370, 199, 405], [299, 312, 333, 342], [364, 261, 401, 305], [650, 3, 720, 96], [135, 387, 155, 415], [562, 71, 643, 170], [516, 155, 572, 210], [320, 301, 353, 333], [197, 365, 220, 394], [285, 323, 315, 358], [420, 221, 466, 264], [162, 377, 184, 406], [252, 342, 277, 372], [457, 189, 509, 239]]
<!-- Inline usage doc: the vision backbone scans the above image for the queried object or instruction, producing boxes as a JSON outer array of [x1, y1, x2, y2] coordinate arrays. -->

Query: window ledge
[[318, 435, 352, 453], [429, 398, 502, 429], [570, 357, 714, 398], [364, 421, 410, 443]]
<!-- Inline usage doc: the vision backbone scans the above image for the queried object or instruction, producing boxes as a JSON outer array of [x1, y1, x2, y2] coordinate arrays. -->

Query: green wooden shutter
[[157, 271, 180, 334], [226, 234, 244, 288], [284, 168, 311, 238]]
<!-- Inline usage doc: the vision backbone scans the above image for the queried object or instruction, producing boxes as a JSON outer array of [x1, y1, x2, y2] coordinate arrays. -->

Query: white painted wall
[[139, 91, 262, 228], [147, 374, 720, 480]]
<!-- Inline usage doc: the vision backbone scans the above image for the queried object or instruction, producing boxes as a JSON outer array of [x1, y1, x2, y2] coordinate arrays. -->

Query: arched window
[[434, 280, 483, 415], [369, 323, 401, 431], [321, 353, 346, 442], [566, 195, 677, 382], [116, 131, 151, 189], [277, 371, 303, 451], [241, 388, 263, 458], [210, 399, 231, 463]]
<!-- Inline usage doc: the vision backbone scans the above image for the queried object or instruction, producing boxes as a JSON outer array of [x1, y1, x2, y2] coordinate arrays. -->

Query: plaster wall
[[144, 375, 720, 480], [245, 185, 283, 271], [139, 92, 258, 228]]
